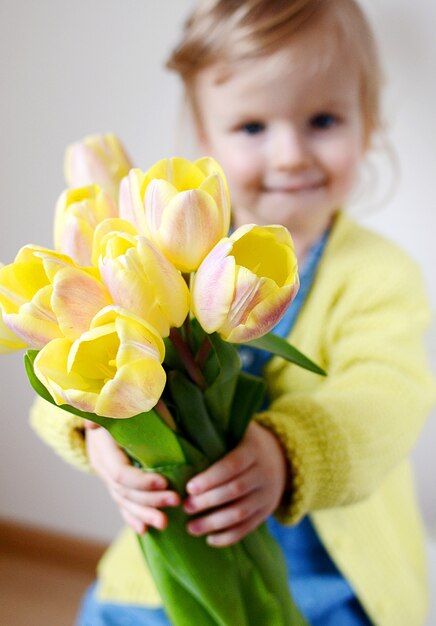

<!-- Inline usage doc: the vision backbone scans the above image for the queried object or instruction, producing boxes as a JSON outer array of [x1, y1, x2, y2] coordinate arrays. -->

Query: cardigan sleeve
[[30, 395, 93, 472], [256, 246, 436, 525]]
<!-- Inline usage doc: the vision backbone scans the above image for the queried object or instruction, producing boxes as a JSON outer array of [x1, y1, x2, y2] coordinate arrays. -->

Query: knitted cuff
[[30, 395, 93, 473]]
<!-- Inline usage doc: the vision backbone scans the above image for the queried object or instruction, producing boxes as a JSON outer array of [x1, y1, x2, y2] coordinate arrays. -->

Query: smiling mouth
[[264, 181, 325, 193]]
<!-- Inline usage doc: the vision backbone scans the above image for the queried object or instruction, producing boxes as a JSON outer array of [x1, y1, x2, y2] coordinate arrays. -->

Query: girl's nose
[[270, 127, 311, 171]]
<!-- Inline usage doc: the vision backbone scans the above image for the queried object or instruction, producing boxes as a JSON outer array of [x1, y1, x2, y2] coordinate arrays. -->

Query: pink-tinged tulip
[[64, 133, 133, 201], [0, 246, 111, 349], [119, 157, 231, 272], [118, 169, 149, 235], [97, 227, 190, 337], [192, 224, 299, 343], [51, 264, 112, 340], [54, 185, 117, 266], [34, 306, 166, 418]]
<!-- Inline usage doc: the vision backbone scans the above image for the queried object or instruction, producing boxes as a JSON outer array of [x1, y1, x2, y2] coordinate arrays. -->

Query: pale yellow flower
[[192, 225, 299, 342]]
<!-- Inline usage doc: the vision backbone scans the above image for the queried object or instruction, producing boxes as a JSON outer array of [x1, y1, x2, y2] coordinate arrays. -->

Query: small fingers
[[184, 466, 258, 514], [206, 512, 264, 547], [186, 491, 261, 539], [120, 508, 147, 535], [186, 444, 255, 496], [111, 483, 180, 509], [115, 495, 169, 531], [106, 466, 168, 492]]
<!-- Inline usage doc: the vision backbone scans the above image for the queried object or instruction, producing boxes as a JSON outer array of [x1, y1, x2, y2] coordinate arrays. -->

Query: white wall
[[0, 0, 435, 542]]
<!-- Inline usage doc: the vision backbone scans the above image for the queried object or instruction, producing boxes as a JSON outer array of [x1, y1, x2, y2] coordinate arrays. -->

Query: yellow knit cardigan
[[31, 212, 436, 626]]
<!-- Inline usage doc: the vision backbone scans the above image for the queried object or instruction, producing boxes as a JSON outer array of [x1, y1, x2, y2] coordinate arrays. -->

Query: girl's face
[[194, 32, 367, 255]]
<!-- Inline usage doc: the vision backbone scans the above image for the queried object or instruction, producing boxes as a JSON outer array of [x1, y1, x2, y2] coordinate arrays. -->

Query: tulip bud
[[64, 132, 133, 201], [34, 306, 166, 418], [97, 227, 190, 337], [54, 184, 117, 267], [192, 224, 299, 343], [119, 157, 231, 272]]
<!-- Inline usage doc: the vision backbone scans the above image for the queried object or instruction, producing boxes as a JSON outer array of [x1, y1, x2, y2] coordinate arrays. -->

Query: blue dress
[[76, 233, 372, 626]]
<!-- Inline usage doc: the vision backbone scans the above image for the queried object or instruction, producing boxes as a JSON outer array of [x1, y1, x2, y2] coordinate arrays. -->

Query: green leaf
[[240, 526, 308, 625], [138, 535, 219, 626], [139, 507, 250, 626], [168, 371, 226, 463], [203, 332, 240, 430], [139, 508, 307, 626], [227, 372, 265, 446], [243, 332, 326, 376]]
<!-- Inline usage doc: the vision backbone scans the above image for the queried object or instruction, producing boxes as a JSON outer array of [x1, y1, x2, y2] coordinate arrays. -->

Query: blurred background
[[0, 0, 435, 562]]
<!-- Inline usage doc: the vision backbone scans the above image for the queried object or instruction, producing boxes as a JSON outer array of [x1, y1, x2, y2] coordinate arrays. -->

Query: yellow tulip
[[0, 246, 111, 349], [34, 306, 166, 418], [54, 184, 117, 266], [119, 157, 231, 272], [191, 225, 299, 343], [96, 225, 190, 337], [0, 262, 27, 352], [64, 132, 133, 202]]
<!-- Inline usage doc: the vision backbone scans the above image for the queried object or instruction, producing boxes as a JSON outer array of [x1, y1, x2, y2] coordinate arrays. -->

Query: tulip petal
[[0, 261, 47, 312], [91, 305, 165, 362], [101, 257, 170, 337], [191, 238, 235, 332], [200, 173, 231, 235], [96, 357, 166, 418], [226, 282, 297, 343], [92, 218, 138, 266], [5, 285, 63, 349], [144, 158, 205, 191], [116, 313, 165, 364], [154, 189, 224, 272], [118, 169, 149, 235], [34, 338, 89, 405], [135, 238, 190, 328], [145, 179, 178, 235], [67, 323, 119, 379], [0, 310, 27, 353], [56, 213, 95, 267], [52, 266, 112, 340], [231, 225, 297, 286]]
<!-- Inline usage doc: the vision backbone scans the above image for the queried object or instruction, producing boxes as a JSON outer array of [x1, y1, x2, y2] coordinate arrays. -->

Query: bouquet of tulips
[[0, 133, 324, 625]]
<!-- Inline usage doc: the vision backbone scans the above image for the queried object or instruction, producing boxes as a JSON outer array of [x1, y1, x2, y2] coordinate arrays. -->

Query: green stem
[[169, 327, 207, 390], [155, 399, 178, 431], [195, 335, 212, 369], [183, 315, 192, 350]]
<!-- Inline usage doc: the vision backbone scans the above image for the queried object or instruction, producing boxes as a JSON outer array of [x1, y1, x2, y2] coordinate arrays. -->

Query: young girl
[[31, 1, 436, 624]]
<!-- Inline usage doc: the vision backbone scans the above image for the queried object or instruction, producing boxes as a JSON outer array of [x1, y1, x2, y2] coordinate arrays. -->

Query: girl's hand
[[183, 421, 288, 547], [84, 422, 180, 535]]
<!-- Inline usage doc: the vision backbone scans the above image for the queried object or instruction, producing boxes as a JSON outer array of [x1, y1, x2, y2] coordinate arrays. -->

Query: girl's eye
[[309, 113, 338, 130], [240, 122, 265, 135]]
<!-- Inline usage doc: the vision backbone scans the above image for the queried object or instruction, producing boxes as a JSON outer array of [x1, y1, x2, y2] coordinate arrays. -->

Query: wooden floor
[[0, 519, 107, 626]]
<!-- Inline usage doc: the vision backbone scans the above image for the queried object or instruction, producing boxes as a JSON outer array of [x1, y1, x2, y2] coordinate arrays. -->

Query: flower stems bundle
[[1, 133, 325, 625]]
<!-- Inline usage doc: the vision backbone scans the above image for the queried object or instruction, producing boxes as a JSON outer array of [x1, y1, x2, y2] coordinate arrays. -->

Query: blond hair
[[167, 0, 383, 139]]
